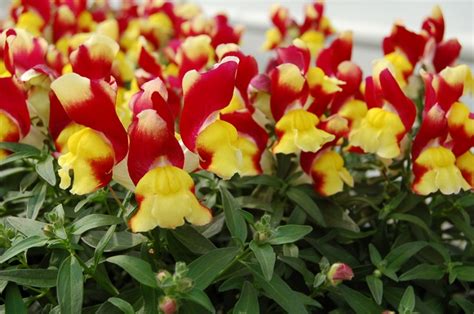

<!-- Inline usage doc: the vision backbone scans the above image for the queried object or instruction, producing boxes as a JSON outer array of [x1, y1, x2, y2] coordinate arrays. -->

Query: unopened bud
[[156, 270, 170, 283], [327, 263, 354, 286], [381, 311, 395, 314], [159, 296, 177, 314]]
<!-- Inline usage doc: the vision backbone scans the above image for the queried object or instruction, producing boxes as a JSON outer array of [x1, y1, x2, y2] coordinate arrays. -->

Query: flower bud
[[382, 311, 395, 314], [327, 263, 354, 286], [159, 296, 177, 314]]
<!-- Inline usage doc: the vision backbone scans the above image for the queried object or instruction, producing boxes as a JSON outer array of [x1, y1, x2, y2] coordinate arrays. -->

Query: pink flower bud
[[327, 263, 354, 286], [159, 296, 177, 314]]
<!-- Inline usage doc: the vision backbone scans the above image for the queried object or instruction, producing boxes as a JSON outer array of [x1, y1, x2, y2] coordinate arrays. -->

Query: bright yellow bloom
[[130, 166, 211, 231], [274, 109, 335, 154], [196, 120, 259, 179], [311, 151, 353, 196], [58, 127, 114, 195], [349, 108, 405, 159], [413, 147, 470, 195]]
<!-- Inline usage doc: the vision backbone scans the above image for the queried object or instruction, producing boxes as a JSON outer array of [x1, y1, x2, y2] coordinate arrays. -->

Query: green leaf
[[0, 269, 57, 287], [0, 235, 48, 263], [399, 264, 444, 281], [287, 187, 325, 226], [269, 225, 312, 245], [451, 295, 474, 313], [233, 281, 259, 314], [249, 266, 308, 314], [337, 285, 382, 314], [451, 265, 474, 282], [108, 297, 134, 314], [188, 247, 240, 290], [398, 286, 415, 313], [106, 255, 157, 288], [366, 275, 383, 305], [58, 255, 83, 314], [249, 241, 275, 281], [184, 289, 215, 313], [384, 241, 427, 272], [171, 224, 217, 254], [279, 256, 314, 285], [82, 230, 147, 252], [5, 284, 27, 314], [26, 182, 47, 219], [240, 175, 283, 188], [321, 202, 359, 232], [93, 225, 116, 267], [391, 213, 436, 238], [456, 194, 474, 207], [220, 186, 248, 242], [70, 214, 122, 235], [368, 244, 382, 266], [0, 142, 41, 155], [35, 155, 56, 186]]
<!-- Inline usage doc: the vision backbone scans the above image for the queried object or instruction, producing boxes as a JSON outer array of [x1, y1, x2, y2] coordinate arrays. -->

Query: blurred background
[[1, 0, 472, 72]]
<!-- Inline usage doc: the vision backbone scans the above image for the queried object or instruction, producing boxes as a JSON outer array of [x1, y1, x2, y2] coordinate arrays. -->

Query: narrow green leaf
[[93, 225, 116, 267], [366, 275, 383, 305], [399, 264, 444, 281], [0, 236, 48, 263], [384, 241, 427, 272], [279, 256, 314, 285], [58, 255, 83, 314], [220, 186, 248, 242], [0, 269, 57, 287], [321, 202, 359, 232], [287, 187, 325, 226], [337, 284, 382, 314], [391, 213, 436, 238], [106, 255, 157, 288], [451, 265, 474, 282], [188, 247, 240, 290], [70, 214, 122, 235], [26, 182, 47, 219], [35, 155, 56, 186], [82, 230, 147, 252], [269, 225, 312, 245], [249, 241, 275, 281], [0, 142, 41, 154], [5, 284, 27, 314], [184, 289, 216, 313], [451, 295, 474, 313], [398, 286, 415, 313], [141, 284, 158, 314], [368, 244, 382, 266], [249, 266, 308, 314], [233, 281, 259, 314], [108, 297, 134, 314], [172, 224, 217, 254]]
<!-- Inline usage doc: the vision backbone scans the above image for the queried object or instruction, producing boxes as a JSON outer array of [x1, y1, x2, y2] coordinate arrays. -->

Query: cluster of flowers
[[0, 1, 472, 232]]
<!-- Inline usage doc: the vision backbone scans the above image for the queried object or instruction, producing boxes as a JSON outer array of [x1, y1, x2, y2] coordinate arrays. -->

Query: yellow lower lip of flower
[[130, 165, 211, 231], [456, 150, 474, 188], [196, 120, 260, 179], [58, 127, 114, 195], [311, 151, 353, 196], [413, 146, 470, 195], [349, 107, 405, 159], [0, 112, 20, 160], [273, 109, 335, 154]]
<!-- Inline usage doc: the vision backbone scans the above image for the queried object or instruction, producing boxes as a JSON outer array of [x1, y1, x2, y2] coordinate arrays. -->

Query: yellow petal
[[58, 127, 114, 195], [414, 147, 470, 195], [130, 166, 211, 231], [274, 109, 335, 154], [349, 108, 405, 159], [196, 120, 260, 179]]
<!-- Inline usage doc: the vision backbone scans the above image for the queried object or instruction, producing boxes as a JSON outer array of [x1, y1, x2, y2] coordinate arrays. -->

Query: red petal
[[180, 57, 239, 151], [379, 69, 416, 131], [128, 109, 184, 184], [0, 76, 30, 137]]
